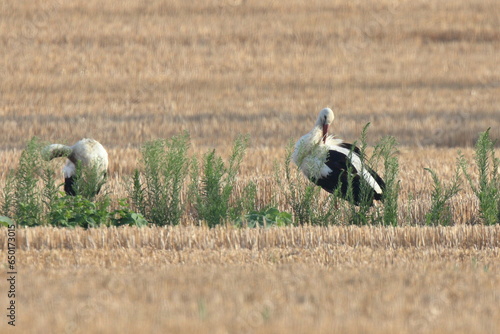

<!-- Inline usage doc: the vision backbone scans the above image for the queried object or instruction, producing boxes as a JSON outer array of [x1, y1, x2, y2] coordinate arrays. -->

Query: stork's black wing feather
[[337, 142, 362, 156], [315, 150, 359, 199], [332, 143, 385, 197], [313, 145, 385, 205]]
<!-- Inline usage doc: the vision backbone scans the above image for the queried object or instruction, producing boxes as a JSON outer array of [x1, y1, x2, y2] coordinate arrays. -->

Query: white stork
[[292, 108, 385, 206], [42, 138, 109, 196]]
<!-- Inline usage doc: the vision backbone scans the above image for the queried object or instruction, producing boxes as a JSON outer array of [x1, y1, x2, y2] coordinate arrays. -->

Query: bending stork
[[42, 138, 108, 196], [292, 108, 385, 206]]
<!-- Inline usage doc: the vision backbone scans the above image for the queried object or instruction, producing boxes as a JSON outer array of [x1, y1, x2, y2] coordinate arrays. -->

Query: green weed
[[460, 129, 499, 225], [129, 132, 190, 225], [49, 196, 147, 228], [424, 162, 461, 226], [373, 135, 400, 226], [190, 135, 253, 227], [48, 195, 111, 228], [6, 137, 45, 226], [236, 207, 293, 228]]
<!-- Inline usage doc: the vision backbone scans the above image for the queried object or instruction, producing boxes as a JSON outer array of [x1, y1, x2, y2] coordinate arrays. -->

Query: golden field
[[1, 225, 500, 333], [0, 0, 499, 333]]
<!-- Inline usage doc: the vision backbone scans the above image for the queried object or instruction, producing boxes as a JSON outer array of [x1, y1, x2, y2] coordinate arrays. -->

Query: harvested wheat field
[[1, 225, 500, 333], [1, 0, 499, 333]]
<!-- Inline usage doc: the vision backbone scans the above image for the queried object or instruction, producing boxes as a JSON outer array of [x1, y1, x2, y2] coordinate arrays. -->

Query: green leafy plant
[[190, 135, 252, 227], [110, 200, 148, 227], [424, 164, 461, 226], [41, 162, 60, 217], [1, 172, 15, 220], [236, 207, 293, 228], [130, 169, 146, 218], [460, 129, 499, 225], [0, 216, 15, 228], [230, 181, 258, 221], [7, 137, 45, 226], [129, 132, 190, 225], [48, 195, 111, 228], [372, 135, 400, 226], [47, 196, 147, 228]]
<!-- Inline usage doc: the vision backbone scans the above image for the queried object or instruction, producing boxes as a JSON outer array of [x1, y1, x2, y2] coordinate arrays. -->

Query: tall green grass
[[424, 163, 461, 226], [373, 136, 400, 226], [129, 132, 190, 226], [460, 129, 499, 225], [189, 135, 255, 227], [2, 137, 45, 226], [1, 137, 64, 226]]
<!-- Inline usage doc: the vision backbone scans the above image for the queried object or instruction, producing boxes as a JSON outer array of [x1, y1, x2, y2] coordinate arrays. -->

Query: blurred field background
[[0, 0, 499, 333]]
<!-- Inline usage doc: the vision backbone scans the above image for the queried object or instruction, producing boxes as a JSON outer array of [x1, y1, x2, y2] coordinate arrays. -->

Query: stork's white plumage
[[292, 108, 385, 206], [42, 138, 108, 196]]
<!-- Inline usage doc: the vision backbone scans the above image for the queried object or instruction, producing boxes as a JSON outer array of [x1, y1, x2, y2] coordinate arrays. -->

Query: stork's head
[[315, 108, 334, 143]]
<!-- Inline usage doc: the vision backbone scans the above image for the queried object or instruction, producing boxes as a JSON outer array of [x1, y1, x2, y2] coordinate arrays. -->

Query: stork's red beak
[[322, 124, 329, 143]]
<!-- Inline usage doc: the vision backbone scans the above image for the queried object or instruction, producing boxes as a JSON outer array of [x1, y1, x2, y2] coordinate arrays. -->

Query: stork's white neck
[[311, 126, 325, 144]]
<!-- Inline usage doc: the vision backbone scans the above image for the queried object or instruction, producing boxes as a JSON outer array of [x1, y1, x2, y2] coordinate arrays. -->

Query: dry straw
[[4, 225, 499, 251]]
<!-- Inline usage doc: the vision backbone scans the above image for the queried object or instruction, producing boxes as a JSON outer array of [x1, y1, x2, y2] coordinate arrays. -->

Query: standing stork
[[292, 108, 385, 206], [42, 138, 108, 196]]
